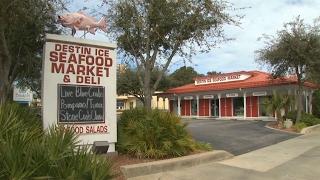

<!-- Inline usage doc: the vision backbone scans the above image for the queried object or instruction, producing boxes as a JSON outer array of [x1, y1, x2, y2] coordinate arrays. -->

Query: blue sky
[[67, 0, 320, 74]]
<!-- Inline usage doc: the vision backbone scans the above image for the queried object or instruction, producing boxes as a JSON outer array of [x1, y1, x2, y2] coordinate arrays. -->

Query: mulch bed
[[267, 122, 298, 133]]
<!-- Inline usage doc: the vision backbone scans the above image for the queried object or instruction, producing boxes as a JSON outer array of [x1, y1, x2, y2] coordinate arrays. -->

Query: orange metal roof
[[166, 70, 318, 94]]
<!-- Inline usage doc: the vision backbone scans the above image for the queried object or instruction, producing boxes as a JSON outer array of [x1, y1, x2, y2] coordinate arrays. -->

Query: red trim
[[221, 98, 226, 116], [199, 99, 210, 116], [246, 96, 252, 117], [220, 98, 232, 117], [246, 96, 258, 117], [252, 96, 258, 117], [169, 100, 174, 113], [226, 98, 232, 116], [181, 100, 191, 116]]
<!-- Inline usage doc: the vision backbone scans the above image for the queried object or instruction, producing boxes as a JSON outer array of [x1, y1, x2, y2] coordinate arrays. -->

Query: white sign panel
[[13, 86, 33, 102], [226, 93, 238, 97], [253, 91, 267, 96], [195, 74, 251, 85], [203, 95, 214, 99], [184, 96, 193, 100], [42, 34, 117, 152]]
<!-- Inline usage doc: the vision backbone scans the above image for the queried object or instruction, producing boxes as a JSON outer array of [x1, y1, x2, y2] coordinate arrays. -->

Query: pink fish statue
[[57, 11, 107, 36]]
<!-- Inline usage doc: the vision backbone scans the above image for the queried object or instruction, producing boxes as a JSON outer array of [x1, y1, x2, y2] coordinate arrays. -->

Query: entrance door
[[233, 97, 244, 116], [211, 99, 219, 117]]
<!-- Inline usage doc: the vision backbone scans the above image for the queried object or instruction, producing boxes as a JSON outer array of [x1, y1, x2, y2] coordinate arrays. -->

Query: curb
[[264, 125, 301, 135], [120, 150, 233, 179], [301, 124, 320, 134]]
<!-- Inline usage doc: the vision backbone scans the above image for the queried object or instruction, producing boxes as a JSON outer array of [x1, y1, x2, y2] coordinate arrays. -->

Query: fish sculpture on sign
[[57, 11, 107, 36]]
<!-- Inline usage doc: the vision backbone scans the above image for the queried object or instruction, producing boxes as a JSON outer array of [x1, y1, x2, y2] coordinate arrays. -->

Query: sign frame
[[41, 34, 117, 152]]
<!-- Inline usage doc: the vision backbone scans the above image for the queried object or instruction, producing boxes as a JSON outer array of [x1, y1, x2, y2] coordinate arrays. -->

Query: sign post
[[42, 34, 117, 152]]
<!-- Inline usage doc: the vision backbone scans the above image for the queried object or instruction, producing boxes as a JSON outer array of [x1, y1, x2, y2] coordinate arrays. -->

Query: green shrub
[[117, 108, 211, 159], [293, 122, 307, 132], [287, 110, 297, 123], [286, 111, 320, 126], [0, 103, 112, 179], [300, 113, 320, 126]]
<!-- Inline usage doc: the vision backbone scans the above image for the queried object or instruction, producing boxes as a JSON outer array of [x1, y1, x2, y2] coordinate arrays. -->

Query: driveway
[[131, 132, 320, 180], [186, 119, 299, 155]]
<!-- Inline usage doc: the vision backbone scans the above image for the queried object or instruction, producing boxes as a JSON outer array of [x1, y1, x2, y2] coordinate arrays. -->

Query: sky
[[67, 0, 320, 74]]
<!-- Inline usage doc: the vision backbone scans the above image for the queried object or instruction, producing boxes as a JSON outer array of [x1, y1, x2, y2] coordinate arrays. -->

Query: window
[[191, 100, 197, 116], [117, 100, 125, 110], [259, 96, 271, 116]]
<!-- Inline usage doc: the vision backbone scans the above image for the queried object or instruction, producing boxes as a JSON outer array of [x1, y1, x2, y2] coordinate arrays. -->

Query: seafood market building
[[160, 71, 317, 119]]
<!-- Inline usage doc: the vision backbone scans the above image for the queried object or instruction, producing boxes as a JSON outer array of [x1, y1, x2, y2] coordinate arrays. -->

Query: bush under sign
[[58, 84, 105, 123]]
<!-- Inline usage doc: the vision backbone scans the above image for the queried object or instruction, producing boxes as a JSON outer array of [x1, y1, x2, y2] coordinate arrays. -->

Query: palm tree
[[265, 92, 293, 128]]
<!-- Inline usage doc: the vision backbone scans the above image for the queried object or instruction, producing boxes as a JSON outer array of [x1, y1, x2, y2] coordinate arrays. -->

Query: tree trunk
[[294, 67, 303, 124], [0, 24, 12, 104], [276, 110, 283, 128], [296, 84, 303, 124], [143, 66, 152, 110], [0, 63, 10, 104]]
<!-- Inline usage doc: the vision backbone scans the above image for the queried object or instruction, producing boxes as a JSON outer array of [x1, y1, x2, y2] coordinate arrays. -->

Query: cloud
[[66, 0, 320, 74], [190, 0, 320, 74]]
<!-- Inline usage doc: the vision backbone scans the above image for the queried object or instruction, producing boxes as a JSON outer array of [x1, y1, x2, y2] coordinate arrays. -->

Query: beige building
[[116, 92, 169, 114], [116, 64, 169, 113]]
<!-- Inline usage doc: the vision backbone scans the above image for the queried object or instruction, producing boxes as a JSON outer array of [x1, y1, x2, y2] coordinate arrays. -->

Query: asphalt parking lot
[[186, 119, 299, 155]]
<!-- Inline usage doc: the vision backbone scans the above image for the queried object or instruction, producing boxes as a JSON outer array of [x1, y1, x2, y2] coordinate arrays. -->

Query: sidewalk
[[129, 131, 320, 180]]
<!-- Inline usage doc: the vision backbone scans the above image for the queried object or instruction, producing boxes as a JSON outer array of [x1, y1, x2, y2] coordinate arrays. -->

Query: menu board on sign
[[58, 84, 105, 123]]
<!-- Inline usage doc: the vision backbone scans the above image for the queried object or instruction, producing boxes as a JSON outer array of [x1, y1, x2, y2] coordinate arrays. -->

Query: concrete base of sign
[[108, 143, 115, 152]]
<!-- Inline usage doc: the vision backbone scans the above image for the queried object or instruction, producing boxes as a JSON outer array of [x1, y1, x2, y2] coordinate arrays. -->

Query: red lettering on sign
[[51, 63, 64, 73], [49, 51, 58, 62], [55, 44, 61, 51], [59, 52, 67, 62], [77, 65, 86, 75]]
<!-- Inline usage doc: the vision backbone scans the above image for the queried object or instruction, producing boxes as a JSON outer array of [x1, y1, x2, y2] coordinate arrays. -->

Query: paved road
[[186, 119, 299, 155]]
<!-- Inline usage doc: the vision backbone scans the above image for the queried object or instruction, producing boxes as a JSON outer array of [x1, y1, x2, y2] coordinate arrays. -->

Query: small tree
[[169, 66, 199, 88], [117, 66, 170, 105], [0, 0, 62, 103], [206, 70, 222, 76], [256, 16, 320, 123], [265, 93, 293, 127], [108, 0, 240, 109]]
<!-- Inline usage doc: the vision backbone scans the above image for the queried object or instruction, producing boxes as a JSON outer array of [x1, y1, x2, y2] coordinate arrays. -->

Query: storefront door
[[233, 97, 244, 116], [211, 99, 219, 117]]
